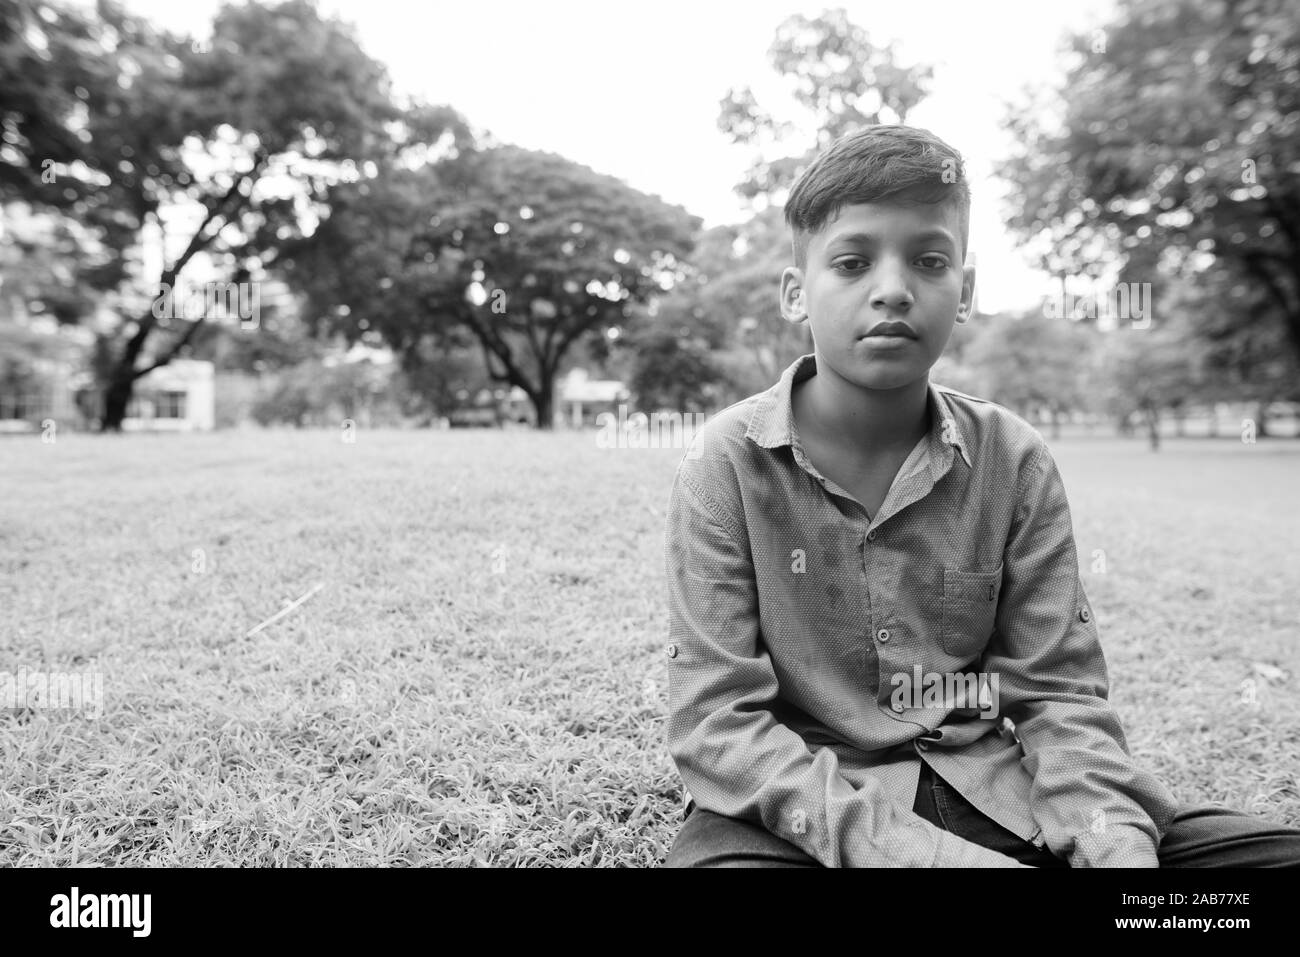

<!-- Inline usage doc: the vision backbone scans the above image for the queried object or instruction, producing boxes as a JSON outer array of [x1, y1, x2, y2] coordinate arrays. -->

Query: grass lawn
[[1, 428, 1298, 866]]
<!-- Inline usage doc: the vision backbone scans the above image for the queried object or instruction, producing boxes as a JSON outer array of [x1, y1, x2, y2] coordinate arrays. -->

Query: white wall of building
[[122, 359, 215, 432]]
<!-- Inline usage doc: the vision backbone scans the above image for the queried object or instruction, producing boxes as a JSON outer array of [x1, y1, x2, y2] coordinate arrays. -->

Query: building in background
[[555, 368, 628, 427], [118, 359, 215, 431], [490, 369, 629, 428], [0, 314, 216, 433]]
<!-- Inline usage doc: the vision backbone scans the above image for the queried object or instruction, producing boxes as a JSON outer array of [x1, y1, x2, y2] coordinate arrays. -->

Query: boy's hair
[[784, 125, 970, 269]]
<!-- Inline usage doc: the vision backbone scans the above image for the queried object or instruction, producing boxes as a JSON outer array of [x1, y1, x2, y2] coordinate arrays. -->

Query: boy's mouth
[[859, 320, 918, 339]]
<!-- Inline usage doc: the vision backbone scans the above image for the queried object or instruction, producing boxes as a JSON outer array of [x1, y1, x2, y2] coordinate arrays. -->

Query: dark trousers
[[664, 761, 1300, 867]]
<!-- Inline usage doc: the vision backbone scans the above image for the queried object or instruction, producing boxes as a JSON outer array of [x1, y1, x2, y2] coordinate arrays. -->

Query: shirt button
[[876, 628, 891, 643], [666, 643, 678, 658], [1079, 607, 1091, 623], [891, 700, 905, 713], [866, 530, 877, 542], [916, 740, 930, 751]]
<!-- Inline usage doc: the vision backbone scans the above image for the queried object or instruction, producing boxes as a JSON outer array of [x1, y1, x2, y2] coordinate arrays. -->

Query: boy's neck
[[794, 356, 931, 454]]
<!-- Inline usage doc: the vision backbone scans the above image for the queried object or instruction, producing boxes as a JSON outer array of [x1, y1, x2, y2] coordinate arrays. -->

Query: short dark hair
[[784, 125, 970, 269]]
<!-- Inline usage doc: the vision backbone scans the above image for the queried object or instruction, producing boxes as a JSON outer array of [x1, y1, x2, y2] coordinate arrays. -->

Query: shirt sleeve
[[984, 437, 1179, 868], [664, 468, 1030, 868]]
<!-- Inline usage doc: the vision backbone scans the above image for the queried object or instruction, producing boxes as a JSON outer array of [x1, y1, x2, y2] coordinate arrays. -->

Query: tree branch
[[462, 306, 535, 395], [122, 154, 268, 371]]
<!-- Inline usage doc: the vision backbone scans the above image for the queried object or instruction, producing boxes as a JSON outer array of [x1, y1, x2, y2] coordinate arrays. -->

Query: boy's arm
[[984, 437, 1179, 868], [665, 470, 1028, 868]]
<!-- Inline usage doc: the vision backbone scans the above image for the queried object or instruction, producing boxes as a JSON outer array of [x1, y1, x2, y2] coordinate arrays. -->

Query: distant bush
[[214, 371, 262, 428], [0, 353, 50, 423], [249, 359, 408, 428]]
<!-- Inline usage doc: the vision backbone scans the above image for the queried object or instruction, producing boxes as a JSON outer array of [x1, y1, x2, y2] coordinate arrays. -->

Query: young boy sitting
[[661, 125, 1300, 867]]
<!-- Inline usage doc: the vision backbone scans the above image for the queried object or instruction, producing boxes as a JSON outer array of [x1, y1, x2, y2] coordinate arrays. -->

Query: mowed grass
[[1, 427, 1298, 866]]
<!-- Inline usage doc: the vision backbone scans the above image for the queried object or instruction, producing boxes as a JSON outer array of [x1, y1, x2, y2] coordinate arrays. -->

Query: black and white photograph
[[1, 0, 1298, 917]]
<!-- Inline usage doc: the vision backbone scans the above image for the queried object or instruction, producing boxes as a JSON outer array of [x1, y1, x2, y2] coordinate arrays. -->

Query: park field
[[1, 428, 1298, 866]]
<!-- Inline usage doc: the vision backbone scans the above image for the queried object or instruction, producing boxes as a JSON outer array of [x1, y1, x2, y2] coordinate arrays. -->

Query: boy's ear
[[780, 267, 807, 325], [955, 262, 977, 324]]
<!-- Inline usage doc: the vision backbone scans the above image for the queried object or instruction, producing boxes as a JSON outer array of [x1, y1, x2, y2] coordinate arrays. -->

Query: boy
[[661, 125, 1300, 867]]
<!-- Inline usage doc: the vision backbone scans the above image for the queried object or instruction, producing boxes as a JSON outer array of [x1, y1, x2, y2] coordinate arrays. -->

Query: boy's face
[[779, 201, 975, 392]]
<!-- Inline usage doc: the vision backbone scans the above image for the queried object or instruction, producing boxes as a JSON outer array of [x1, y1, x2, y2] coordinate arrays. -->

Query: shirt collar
[[744, 352, 973, 470]]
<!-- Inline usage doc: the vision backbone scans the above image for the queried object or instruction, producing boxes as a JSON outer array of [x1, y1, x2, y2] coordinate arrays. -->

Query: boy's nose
[[873, 273, 915, 310], [870, 260, 914, 311]]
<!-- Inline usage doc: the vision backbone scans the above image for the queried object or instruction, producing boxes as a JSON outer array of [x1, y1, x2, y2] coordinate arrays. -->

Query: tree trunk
[[1050, 408, 1061, 441], [98, 309, 170, 431], [1256, 400, 1270, 438], [1143, 403, 1160, 451], [531, 383, 554, 430], [101, 367, 137, 432]]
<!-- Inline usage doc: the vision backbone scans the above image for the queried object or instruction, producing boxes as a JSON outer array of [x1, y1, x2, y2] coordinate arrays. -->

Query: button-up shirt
[[663, 353, 1179, 867]]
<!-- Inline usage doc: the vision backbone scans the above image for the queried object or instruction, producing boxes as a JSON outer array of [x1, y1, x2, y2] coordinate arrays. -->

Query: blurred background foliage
[[1, 0, 1297, 443]]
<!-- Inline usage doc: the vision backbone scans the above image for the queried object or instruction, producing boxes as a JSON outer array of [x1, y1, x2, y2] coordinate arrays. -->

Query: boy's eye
[[916, 255, 950, 270], [832, 257, 868, 272]]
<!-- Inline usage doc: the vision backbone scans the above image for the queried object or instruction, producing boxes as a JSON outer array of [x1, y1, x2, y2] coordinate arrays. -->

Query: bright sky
[[123, 0, 1118, 313]]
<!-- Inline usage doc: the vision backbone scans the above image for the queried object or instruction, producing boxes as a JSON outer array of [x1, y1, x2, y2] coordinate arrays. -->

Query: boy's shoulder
[[688, 388, 768, 452], [670, 384, 777, 513], [930, 382, 1050, 467]]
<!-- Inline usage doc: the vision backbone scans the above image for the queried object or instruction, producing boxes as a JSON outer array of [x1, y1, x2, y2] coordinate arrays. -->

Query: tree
[[719, 7, 933, 205], [1096, 322, 1208, 451], [1161, 270, 1300, 436], [197, 286, 324, 376], [1000, 0, 1300, 380], [626, 327, 727, 412], [618, 205, 814, 405], [963, 312, 1093, 440], [0, 0, 465, 429], [627, 6, 934, 409], [284, 145, 700, 428], [396, 333, 495, 421], [250, 355, 396, 428], [0, 202, 105, 324]]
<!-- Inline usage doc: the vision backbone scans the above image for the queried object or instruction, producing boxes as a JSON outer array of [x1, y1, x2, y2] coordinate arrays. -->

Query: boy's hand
[[984, 437, 1178, 863], [935, 828, 1036, 868]]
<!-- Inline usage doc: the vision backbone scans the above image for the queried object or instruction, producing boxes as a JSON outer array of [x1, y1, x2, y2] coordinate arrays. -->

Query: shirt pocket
[[940, 563, 1004, 658]]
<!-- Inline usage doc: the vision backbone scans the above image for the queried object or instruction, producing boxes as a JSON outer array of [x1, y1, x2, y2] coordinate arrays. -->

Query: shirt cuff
[[1069, 825, 1160, 868]]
